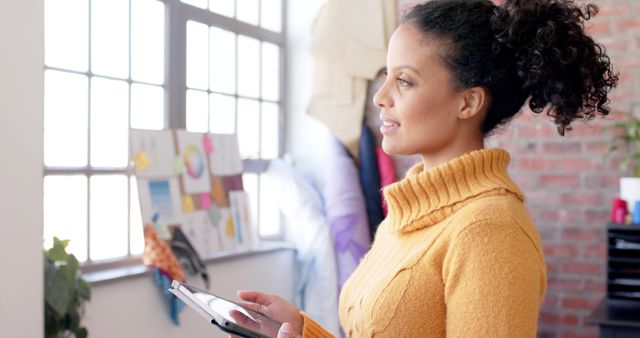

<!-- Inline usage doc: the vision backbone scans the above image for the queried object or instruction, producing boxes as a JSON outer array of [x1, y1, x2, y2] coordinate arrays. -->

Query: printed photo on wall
[[131, 130, 176, 178], [179, 210, 222, 257], [208, 134, 243, 176], [229, 191, 256, 249], [137, 178, 182, 239], [176, 130, 212, 194]]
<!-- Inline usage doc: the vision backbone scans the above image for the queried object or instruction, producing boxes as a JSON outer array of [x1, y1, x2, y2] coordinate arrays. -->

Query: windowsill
[[82, 241, 295, 286]]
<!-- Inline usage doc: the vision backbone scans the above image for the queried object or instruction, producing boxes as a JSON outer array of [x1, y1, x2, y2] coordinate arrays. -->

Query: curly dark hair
[[404, 0, 619, 136]]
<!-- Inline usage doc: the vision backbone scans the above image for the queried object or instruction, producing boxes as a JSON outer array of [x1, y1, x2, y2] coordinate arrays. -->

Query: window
[[43, 0, 285, 266]]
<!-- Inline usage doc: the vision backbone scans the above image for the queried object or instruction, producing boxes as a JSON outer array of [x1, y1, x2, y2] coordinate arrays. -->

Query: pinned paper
[[173, 156, 185, 175], [203, 135, 214, 154], [225, 216, 235, 237], [199, 193, 212, 210], [134, 151, 150, 172], [182, 195, 195, 213], [207, 203, 222, 225]]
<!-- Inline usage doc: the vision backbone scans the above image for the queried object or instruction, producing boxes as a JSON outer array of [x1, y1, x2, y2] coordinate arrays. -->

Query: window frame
[[43, 0, 287, 271]]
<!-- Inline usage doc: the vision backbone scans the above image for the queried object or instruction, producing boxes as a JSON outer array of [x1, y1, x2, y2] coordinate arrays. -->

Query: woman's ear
[[457, 86, 490, 120]]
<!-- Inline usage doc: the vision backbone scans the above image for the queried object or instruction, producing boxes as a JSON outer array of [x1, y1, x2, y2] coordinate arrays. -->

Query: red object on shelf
[[611, 198, 628, 223]]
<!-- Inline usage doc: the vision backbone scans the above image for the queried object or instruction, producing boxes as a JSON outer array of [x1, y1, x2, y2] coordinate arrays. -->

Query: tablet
[[169, 280, 281, 338]]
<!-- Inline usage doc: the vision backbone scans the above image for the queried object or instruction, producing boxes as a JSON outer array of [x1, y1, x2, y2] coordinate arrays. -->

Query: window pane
[[130, 176, 144, 256], [90, 175, 129, 260], [181, 0, 207, 9], [187, 20, 209, 90], [261, 102, 279, 159], [210, 27, 236, 94], [259, 174, 280, 236], [91, 77, 129, 167], [131, 83, 164, 130], [45, 0, 88, 71], [44, 70, 88, 167], [242, 172, 258, 231], [237, 98, 260, 158], [238, 35, 260, 98], [210, 93, 236, 134], [236, 0, 259, 25], [132, 0, 165, 84], [44, 175, 88, 262], [91, 0, 129, 78], [261, 42, 280, 101], [260, 0, 282, 32], [186, 89, 209, 133], [210, 0, 234, 17]]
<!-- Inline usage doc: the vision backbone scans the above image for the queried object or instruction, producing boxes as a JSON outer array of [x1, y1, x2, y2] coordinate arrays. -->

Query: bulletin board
[[131, 129, 256, 258]]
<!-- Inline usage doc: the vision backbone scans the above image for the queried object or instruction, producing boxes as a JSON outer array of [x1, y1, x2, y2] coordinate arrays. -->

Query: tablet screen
[[182, 283, 281, 337]]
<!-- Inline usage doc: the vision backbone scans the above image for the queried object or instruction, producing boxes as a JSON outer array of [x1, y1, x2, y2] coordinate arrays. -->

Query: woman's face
[[374, 24, 469, 160]]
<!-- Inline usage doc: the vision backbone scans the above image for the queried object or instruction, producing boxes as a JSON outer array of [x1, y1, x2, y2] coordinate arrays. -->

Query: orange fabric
[[143, 224, 185, 281]]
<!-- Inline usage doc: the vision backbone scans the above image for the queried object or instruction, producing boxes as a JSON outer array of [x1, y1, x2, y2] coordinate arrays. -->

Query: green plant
[[45, 237, 91, 338], [606, 112, 640, 177]]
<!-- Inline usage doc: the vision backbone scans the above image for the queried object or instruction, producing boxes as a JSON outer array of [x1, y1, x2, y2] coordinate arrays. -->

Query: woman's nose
[[372, 82, 392, 109]]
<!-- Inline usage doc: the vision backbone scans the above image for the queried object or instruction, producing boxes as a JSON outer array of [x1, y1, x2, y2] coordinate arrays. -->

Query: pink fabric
[[376, 146, 396, 216]]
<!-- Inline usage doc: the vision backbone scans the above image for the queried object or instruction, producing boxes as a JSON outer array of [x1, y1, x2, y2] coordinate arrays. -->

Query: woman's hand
[[236, 290, 304, 336]]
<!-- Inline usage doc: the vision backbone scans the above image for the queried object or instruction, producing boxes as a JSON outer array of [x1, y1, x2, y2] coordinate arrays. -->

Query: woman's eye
[[397, 78, 412, 87]]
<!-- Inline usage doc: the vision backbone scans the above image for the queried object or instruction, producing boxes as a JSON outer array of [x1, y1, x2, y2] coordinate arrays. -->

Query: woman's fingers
[[236, 300, 267, 314], [277, 322, 296, 338], [237, 290, 273, 305]]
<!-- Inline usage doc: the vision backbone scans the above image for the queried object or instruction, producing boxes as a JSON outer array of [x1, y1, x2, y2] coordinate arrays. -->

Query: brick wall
[[385, 1, 640, 337]]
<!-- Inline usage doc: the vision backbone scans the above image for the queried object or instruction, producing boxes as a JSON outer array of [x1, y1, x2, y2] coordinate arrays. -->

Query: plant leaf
[[75, 327, 88, 338], [77, 279, 91, 301], [45, 261, 70, 317], [48, 237, 69, 262]]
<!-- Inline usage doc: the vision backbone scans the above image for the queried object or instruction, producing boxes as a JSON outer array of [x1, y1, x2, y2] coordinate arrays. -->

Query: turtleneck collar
[[383, 148, 524, 233]]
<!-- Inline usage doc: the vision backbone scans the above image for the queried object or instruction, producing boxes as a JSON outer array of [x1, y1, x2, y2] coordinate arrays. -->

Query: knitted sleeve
[[442, 219, 546, 337], [300, 312, 336, 338]]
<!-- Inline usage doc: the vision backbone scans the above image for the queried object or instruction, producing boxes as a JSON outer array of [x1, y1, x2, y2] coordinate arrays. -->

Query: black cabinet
[[588, 223, 640, 337]]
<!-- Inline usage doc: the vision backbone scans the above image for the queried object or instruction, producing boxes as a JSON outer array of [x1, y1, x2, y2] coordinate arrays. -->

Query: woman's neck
[[419, 138, 485, 171]]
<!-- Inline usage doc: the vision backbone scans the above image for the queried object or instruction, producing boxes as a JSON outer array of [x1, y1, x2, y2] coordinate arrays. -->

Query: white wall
[[0, 0, 44, 337], [84, 249, 296, 338]]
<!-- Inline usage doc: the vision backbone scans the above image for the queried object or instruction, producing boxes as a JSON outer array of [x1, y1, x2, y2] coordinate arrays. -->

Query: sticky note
[[203, 135, 214, 154], [182, 195, 195, 213], [134, 151, 149, 172], [173, 156, 185, 175], [225, 216, 235, 237], [207, 204, 222, 225], [199, 193, 212, 209]]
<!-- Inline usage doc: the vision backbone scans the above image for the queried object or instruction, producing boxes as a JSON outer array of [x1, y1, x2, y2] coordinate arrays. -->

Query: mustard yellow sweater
[[301, 148, 547, 337]]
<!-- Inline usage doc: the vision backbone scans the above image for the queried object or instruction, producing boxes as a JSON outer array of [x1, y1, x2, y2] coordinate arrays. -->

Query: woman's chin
[[381, 140, 408, 157]]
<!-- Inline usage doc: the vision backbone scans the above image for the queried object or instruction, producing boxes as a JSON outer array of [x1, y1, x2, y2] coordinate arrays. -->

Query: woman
[[237, 0, 617, 336]]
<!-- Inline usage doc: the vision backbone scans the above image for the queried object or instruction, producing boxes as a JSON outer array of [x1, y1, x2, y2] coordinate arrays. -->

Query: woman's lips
[[380, 117, 400, 134]]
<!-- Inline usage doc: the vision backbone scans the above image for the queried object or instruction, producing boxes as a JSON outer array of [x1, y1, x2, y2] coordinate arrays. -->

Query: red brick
[[565, 124, 606, 137], [542, 141, 582, 153], [518, 124, 556, 138], [560, 330, 598, 338], [561, 158, 603, 171], [546, 261, 560, 274], [585, 280, 606, 293], [561, 192, 605, 206], [562, 262, 604, 276], [596, 4, 631, 17], [561, 314, 580, 326], [517, 158, 559, 171], [537, 209, 581, 225], [583, 244, 606, 259], [586, 21, 610, 35], [548, 277, 583, 292], [584, 174, 619, 189], [540, 175, 581, 188], [561, 227, 604, 242], [544, 244, 580, 258], [528, 191, 564, 205], [561, 296, 601, 310], [542, 295, 559, 309], [584, 141, 607, 153], [583, 209, 610, 226], [615, 20, 640, 32]]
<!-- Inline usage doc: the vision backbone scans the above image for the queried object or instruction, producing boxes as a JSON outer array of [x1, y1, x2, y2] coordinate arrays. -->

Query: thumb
[[277, 322, 296, 338]]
